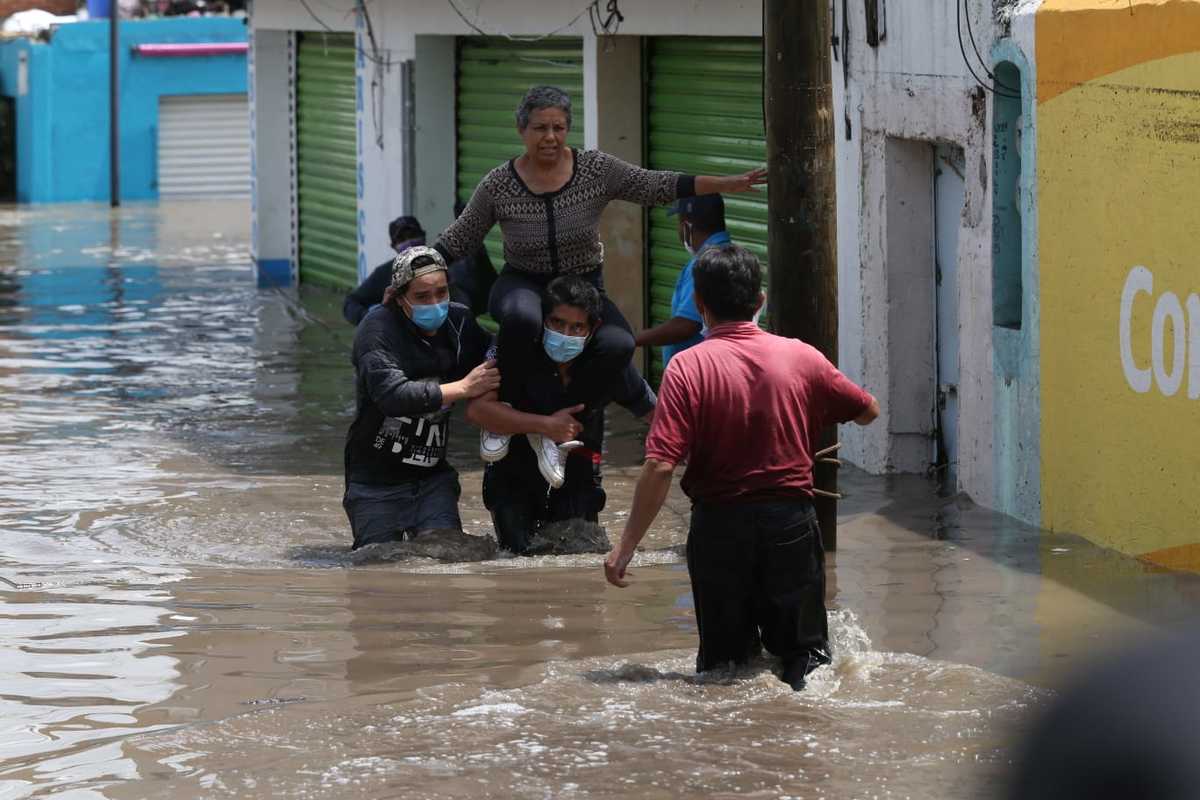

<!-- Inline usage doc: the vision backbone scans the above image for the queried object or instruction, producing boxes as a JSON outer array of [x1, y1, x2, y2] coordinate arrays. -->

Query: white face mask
[[680, 222, 696, 257]]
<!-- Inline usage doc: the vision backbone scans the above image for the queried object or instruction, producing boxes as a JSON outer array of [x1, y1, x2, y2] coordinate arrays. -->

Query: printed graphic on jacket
[[373, 408, 450, 468]]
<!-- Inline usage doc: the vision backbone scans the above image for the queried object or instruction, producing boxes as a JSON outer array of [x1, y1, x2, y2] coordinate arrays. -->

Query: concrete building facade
[[246, 0, 762, 295], [837, 0, 1200, 566], [829, 0, 1038, 522]]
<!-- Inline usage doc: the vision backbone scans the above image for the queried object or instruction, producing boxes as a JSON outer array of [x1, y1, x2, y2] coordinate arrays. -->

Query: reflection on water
[[1, 202, 1198, 798]]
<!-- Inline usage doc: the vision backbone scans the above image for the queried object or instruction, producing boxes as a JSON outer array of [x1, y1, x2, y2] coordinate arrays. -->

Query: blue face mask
[[543, 326, 588, 363], [406, 299, 450, 332]]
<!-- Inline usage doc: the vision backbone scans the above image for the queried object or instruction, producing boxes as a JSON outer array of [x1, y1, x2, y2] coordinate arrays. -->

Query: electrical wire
[[962, 0, 1018, 93], [357, 0, 387, 148], [296, 0, 334, 31], [446, 0, 597, 42], [588, 0, 623, 39], [293, 0, 400, 72], [357, 3, 393, 67], [955, 0, 1019, 99], [295, 0, 387, 68]]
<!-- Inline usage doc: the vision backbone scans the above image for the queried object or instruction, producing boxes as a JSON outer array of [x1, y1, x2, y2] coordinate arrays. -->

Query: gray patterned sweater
[[434, 149, 696, 275]]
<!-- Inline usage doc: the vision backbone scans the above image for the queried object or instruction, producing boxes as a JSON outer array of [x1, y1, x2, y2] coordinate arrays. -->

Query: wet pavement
[[2, 201, 1199, 799]]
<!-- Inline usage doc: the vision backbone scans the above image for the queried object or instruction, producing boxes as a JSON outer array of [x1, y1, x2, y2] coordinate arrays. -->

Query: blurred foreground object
[[1008, 631, 1200, 799]]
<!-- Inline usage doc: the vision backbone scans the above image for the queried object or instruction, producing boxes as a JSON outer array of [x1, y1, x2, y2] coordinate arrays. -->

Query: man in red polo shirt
[[604, 243, 879, 691]]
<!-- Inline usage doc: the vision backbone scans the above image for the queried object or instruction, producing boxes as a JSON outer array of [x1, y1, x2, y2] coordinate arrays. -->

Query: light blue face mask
[[543, 326, 588, 363], [406, 299, 450, 332]]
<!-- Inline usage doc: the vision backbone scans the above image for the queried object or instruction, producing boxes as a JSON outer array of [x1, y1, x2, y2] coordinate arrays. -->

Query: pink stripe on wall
[[133, 42, 248, 57]]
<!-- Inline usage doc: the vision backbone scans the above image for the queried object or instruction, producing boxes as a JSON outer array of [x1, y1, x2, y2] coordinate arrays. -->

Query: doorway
[[884, 137, 964, 483]]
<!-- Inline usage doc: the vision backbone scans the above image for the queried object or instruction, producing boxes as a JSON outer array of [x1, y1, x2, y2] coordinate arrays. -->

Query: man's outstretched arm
[[635, 316, 702, 348], [604, 457, 676, 587]]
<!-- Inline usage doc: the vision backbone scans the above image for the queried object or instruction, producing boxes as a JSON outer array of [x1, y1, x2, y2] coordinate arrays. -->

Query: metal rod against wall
[[765, 0, 839, 549], [109, 2, 119, 208]]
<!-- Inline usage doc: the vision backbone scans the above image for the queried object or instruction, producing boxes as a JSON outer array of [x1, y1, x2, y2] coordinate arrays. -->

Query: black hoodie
[[345, 301, 491, 485]]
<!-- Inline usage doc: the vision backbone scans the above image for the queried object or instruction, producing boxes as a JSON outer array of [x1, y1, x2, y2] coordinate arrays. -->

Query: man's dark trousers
[[686, 499, 829, 675], [482, 439, 605, 554]]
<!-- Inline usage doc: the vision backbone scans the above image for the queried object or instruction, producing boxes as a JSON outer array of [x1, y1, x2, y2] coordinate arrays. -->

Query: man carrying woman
[[465, 276, 656, 555]]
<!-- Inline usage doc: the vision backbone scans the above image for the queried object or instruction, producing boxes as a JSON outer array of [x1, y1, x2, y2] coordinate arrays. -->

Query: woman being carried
[[433, 85, 765, 414]]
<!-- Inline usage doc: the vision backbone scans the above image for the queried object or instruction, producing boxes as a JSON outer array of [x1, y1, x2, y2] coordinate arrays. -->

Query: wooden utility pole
[[109, 0, 120, 207], [764, 0, 839, 549]]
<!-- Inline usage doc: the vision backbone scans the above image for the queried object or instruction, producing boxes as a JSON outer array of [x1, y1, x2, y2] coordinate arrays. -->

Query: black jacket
[[499, 343, 655, 452], [345, 302, 491, 485], [342, 259, 393, 325]]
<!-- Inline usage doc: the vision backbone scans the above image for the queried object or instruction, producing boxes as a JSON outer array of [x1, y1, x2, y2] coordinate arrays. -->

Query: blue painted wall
[[0, 18, 247, 203]]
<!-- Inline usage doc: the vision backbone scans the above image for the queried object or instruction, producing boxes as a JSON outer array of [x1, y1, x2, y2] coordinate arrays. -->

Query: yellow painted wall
[[1037, 0, 1200, 568]]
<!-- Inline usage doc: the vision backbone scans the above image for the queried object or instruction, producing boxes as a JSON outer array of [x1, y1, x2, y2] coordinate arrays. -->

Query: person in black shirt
[[344, 246, 498, 549], [465, 276, 655, 554], [343, 215, 428, 325], [343, 207, 496, 325]]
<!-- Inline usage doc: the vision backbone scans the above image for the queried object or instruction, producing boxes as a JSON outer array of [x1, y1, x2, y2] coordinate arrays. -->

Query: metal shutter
[[158, 93, 250, 198], [296, 32, 358, 290], [456, 38, 585, 269], [646, 37, 769, 381]]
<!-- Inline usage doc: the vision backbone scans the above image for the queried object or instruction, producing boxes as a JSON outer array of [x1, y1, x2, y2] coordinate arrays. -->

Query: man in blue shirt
[[635, 194, 731, 366]]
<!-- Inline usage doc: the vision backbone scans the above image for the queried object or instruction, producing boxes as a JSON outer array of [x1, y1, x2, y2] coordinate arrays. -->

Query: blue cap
[[667, 194, 726, 231]]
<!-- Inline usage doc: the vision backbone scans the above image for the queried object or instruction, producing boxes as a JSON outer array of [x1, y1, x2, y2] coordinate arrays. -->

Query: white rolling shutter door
[[158, 94, 251, 198]]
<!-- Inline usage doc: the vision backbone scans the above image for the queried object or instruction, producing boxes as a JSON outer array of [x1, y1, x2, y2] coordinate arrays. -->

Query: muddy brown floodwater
[[2, 202, 1200, 799]]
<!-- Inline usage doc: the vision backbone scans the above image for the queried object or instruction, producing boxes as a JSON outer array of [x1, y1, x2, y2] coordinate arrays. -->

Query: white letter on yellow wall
[[1152, 292, 1186, 397], [1120, 266, 1153, 393], [1189, 294, 1200, 400]]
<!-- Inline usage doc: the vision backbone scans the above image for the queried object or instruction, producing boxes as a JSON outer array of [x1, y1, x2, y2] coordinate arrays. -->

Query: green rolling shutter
[[646, 37, 768, 381], [456, 38, 585, 269], [296, 32, 358, 290]]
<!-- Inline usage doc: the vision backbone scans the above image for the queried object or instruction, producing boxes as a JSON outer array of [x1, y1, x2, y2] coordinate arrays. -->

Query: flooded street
[[2, 201, 1199, 799]]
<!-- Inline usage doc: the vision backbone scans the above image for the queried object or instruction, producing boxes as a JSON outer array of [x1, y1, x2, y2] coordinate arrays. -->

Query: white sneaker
[[480, 405, 512, 463], [529, 433, 583, 489]]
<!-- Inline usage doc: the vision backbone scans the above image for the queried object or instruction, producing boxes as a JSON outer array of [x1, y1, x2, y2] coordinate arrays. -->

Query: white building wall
[[356, 8, 413, 279], [248, 27, 295, 286], [412, 35, 456, 241], [249, 0, 356, 285], [832, 0, 1016, 506]]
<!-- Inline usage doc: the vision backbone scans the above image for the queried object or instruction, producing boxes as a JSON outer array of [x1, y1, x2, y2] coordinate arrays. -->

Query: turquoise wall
[[0, 18, 247, 203], [991, 40, 1041, 527]]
